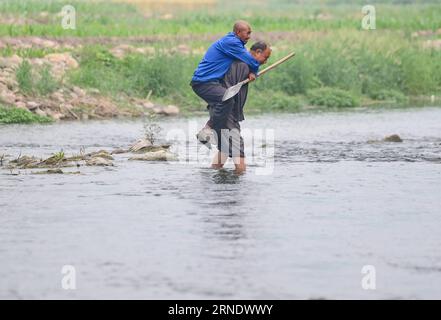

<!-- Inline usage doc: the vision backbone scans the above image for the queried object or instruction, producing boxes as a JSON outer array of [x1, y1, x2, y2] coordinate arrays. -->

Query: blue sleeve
[[219, 37, 260, 74]]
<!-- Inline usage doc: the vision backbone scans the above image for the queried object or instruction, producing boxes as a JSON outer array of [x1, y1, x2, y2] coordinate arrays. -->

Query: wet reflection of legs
[[211, 168, 240, 184]]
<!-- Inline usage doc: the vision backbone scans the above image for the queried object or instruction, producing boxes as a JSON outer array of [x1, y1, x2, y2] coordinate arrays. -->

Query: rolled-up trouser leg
[[191, 81, 229, 150], [219, 61, 249, 157], [208, 103, 245, 158]]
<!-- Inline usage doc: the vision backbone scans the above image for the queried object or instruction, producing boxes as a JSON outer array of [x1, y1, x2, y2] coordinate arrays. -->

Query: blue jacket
[[192, 32, 260, 82]]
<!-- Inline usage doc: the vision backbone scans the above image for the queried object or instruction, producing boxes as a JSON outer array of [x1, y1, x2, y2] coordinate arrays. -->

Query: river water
[[1, 106, 440, 299]]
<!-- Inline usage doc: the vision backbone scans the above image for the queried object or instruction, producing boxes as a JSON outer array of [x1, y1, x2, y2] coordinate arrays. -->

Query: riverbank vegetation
[[0, 105, 52, 124], [0, 0, 440, 123]]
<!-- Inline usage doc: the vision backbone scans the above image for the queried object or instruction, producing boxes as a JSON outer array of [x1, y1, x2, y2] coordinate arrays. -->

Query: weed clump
[[0, 105, 52, 124], [307, 87, 360, 108]]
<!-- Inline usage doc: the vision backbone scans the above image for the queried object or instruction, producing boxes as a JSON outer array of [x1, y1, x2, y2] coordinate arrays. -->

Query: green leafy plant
[[369, 89, 408, 104], [16, 60, 33, 95], [36, 64, 59, 95], [0, 105, 52, 124], [16, 61, 59, 96], [307, 87, 360, 108], [52, 150, 65, 162]]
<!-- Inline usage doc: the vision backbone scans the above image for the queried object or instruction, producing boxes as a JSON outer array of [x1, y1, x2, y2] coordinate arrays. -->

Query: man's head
[[233, 20, 252, 44], [250, 41, 272, 65]]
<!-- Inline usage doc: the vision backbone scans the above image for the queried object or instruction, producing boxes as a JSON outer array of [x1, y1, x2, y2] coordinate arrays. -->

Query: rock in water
[[383, 134, 403, 143], [162, 105, 180, 116], [33, 169, 64, 174], [8, 155, 40, 169], [129, 138, 153, 152], [86, 150, 114, 160], [129, 150, 177, 161], [85, 157, 114, 166], [111, 148, 129, 155]]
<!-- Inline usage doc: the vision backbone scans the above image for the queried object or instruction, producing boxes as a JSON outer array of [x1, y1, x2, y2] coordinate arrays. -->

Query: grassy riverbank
[[0, 0, 440, 123], [0, 105, 52, 124]]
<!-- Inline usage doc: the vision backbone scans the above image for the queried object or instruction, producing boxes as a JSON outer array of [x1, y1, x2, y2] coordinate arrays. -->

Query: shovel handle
[[258, 51, 296, 77], [240, 51, 296, 86]]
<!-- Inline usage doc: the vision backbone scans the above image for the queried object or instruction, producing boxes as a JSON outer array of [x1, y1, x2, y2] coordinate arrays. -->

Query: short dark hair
[[250, 41, 269, 52]]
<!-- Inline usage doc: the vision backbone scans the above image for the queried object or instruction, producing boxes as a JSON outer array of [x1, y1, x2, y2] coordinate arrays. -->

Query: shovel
[[222, 51, 296, 102]]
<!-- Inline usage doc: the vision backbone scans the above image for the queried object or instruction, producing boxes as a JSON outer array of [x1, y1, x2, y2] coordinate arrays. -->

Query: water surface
[[1, 107, 440, 299]]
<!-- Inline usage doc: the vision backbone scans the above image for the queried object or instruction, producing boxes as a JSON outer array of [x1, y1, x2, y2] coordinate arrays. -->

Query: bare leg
[[233, 157, 246, 174], [211, 151, 228, 169]]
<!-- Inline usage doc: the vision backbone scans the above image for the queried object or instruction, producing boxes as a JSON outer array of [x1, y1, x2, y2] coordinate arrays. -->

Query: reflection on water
[[210, 169, 241, 184], [1, 107, 441, 299]]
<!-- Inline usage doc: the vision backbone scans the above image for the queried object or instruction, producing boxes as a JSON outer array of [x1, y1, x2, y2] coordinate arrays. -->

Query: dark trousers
[[191, 61, 250, 157]]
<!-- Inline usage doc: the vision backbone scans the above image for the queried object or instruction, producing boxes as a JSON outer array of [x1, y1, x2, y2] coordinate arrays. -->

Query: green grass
[[16, 60, 34, 95], [0, 46, 59, 59], [64, 36, 440, 112], [1, 0, 441, 114], [253, 31, 440, 105], [307, 87, 360, 108], [68, 46, 202, 109], [1, 1, 441, 37], [0, 105, 52, 124], [368, 89, 408, 104], [16, 60, 60, 96], [248, 89, 305, 112]]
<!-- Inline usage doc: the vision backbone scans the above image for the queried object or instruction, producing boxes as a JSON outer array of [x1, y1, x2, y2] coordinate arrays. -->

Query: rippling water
[[1, 107, 441, 299]]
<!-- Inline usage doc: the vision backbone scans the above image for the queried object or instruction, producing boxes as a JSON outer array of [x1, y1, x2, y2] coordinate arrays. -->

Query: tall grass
[[68, 46, 202, 108], [253, 31, 441, 107], [16, 60, 60, 96], [1, 0, 441, 37], [3, 0, 440, 111], [0, 105, 52, 124], [64, 30, 440, 110]]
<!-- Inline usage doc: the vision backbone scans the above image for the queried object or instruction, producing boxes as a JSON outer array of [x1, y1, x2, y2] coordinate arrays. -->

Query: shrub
[[311, 45, 361, 93], [354, 48, 404, 96], [16, 60, 59, 96], [400, 49, 438, 95], [307, 87, 360, 108], [16, 60, 33, 95], [369, 89, 408, 103], [69, 47, 199, 102], [256, 53, 316, 95], [0, 106, 52, 124], [248, 89, 305, 111], [36, 64, 59, 96]]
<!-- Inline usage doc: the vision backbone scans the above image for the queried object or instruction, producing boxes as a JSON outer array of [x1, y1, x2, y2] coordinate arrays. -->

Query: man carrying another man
[[190, 20, 271, 174]]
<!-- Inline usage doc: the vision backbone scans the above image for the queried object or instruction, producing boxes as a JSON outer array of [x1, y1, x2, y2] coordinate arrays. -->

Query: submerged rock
[[383, 134, 403, 143], [367, 134, 404, 144], [5, 150, 117, 169], [132, 145, 171, 154], [111, 148, 129, 155], [8, 155, 41, 169], [86, 150, 114, 160], [85, 157, 114, 166], [33, 169, 64, 174], [130, 138, 153, 152], [129, 150, 177, 161]]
